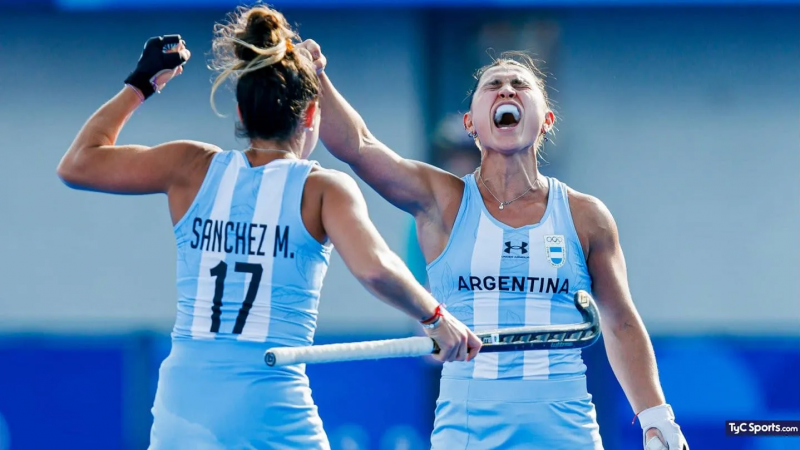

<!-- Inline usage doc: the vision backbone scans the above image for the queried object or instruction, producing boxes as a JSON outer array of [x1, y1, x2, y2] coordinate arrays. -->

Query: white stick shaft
[[265, 336, 435, 366]]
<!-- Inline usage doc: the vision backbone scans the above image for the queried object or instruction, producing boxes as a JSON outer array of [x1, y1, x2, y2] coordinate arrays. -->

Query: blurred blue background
[[0, 1, 797, 449]]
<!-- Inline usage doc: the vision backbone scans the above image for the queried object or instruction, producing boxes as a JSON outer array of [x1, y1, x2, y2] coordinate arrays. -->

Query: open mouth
[[493, 104, 521, 128]]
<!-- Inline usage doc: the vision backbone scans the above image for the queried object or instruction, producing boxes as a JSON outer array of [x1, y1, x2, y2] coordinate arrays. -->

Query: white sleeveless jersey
[[426, 174, 592, 380], [171, 151, 331, 346]]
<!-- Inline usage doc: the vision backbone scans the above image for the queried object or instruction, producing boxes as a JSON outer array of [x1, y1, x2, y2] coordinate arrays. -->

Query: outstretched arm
[[580, 196, 689, 450], [316, 169, 481, 363]]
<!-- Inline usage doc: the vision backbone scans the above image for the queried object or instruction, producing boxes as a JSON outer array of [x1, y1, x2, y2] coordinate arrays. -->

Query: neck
[[246, 137, 301, 165], [477, 149, 543, 201]]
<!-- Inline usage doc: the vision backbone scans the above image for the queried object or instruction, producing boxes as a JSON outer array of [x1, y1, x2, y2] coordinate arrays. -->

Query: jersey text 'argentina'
[[458, 275, 569, 294]]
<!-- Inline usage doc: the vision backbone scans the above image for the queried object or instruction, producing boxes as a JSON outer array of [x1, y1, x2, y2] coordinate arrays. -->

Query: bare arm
[[582, 198, 666, 414], [314, 56, 456, 216], [574, 193, 688, 449], [317, 170, 481, 362], [57, 87, 212, 195], [318, 170, 439, 319]]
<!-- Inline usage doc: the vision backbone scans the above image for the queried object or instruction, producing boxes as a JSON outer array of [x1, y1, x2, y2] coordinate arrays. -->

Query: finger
[[161, 34, 182, 47], [443, 338, 459, 362], [667, 434, 684, 450], [296, 40, 311, 52], [432, 341, 447, 362], [467, 346, 479, 362], [144, 36, 160, 50], [304, 39, 321, 60], [466, 333, 481, 361], [163, 51, 188, 69], [644, 436, 667, 450], [451, 335, 463, 361], [450, 341, 463, 362], [437, 342, 451, 362], [457, 333, 468, 361]]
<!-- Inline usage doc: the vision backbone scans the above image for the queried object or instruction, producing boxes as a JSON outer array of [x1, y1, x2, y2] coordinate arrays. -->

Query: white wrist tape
[[637, 404, 675, 431]]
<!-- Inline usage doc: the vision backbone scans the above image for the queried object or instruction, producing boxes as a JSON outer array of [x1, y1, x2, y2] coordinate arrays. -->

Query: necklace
[[248, 146, 293, 154], [476, 167, 537, 210]]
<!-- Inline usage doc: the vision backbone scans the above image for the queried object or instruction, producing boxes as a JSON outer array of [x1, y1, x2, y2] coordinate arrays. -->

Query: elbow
[[336, 131, 378, 167], [353, 252, 403, 290], [355, 266, 393, 290], [56, 149, 88, 189], [333, 124, 373, 160], [56, 158, 73, 183], [56, 159, 74, 185], [604, 312, 647, 341], [357, 130, 379, 153]]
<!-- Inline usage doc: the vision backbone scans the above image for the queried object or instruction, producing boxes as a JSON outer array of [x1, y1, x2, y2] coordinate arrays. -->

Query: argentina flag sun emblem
[[544, 235, 566, 268]]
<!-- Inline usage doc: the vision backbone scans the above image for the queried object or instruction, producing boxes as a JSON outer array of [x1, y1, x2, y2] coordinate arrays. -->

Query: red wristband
[[420, 304, 444, 324]]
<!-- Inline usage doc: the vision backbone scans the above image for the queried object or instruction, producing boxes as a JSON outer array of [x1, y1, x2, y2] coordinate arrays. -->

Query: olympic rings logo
[[545, 236, 563, 244]]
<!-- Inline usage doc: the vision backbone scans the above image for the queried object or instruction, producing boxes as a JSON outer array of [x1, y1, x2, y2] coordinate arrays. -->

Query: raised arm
[[313, 169, 481, 363], [57, 86, 212, 195], [56, 35, 218, 221], [298, 40, 458, 217]]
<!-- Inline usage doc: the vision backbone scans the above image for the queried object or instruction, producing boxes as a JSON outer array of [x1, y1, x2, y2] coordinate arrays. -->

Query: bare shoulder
[[303, 166, 368, 214], [566, 186, 619, 257], [156, 139, 222, 155], [306, 165, 360, 193], [166, 140, 224, 188], [299, 166, 360, 244], [168, 139, 222, 166], [163, 141, 224, 225]]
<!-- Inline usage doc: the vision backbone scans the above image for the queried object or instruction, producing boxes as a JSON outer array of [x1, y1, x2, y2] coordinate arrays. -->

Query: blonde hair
[[209, 5, 297, 115], [207, 5, 319, 141]]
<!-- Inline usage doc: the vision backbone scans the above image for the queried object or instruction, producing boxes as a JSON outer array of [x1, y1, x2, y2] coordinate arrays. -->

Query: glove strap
[[124, 71, 156, 100], [634, 404, 675, 430], [125, 83, 145, 103]]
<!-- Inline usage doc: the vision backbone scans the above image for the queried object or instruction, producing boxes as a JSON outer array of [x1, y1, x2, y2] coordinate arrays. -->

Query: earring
[[306, 126, 314, 132], [542, 129, 548, 142], [467, 130, 477, 139]]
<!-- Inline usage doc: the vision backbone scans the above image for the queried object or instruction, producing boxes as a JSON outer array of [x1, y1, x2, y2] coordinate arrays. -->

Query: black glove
[[124, 34, 188, 100]]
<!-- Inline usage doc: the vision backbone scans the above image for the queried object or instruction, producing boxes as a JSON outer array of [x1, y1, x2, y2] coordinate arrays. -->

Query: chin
[[482, 134, 535, 155]]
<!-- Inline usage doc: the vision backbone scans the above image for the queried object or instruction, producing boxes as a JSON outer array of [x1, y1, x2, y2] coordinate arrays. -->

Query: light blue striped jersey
[[427, 174, 592, 380], [171, 151, 332, 346]]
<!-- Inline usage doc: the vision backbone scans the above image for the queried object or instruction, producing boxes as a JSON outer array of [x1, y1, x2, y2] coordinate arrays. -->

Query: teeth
[[494, 104, 520, 123]]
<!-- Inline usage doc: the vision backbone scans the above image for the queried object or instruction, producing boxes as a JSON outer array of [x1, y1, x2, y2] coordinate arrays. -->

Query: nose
[[498, 84, 516, 98]]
